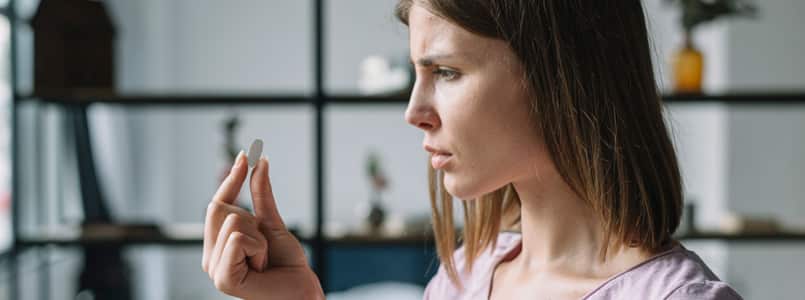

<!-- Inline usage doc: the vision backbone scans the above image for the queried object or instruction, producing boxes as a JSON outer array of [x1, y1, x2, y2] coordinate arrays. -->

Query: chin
[[443, 172, 487, 201]]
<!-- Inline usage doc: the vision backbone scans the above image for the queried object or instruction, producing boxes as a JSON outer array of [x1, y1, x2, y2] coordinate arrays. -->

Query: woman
[[202, 0, 742, 299]]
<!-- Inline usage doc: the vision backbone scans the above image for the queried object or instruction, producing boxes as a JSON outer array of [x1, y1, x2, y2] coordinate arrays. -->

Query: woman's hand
[[203, 151, 324, 299]]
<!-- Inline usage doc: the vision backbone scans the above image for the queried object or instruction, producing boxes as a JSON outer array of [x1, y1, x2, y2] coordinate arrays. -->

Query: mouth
[[424, 145, 453, 169]]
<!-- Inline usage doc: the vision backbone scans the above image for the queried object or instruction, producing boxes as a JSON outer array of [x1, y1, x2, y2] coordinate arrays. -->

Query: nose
[[405, 82, 440, 131]]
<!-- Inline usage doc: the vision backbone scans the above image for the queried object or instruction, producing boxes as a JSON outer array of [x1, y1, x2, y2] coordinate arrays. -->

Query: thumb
[[249, 156, 286, 230], [250, 156, 309, 268]]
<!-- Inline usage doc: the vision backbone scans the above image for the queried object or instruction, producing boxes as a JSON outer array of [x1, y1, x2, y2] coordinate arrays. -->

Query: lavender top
[[423, 232, 742, 299]]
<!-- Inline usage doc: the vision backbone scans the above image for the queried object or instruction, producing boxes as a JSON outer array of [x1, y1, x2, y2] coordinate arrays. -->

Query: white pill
[[247, 139, 263, 168]]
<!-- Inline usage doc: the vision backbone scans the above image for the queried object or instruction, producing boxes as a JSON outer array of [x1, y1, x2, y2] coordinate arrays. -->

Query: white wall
[[643, 0, 734, 231], [98, 1, 414, 299], [325, 105, 429, 233], [105, 0, 805, 299], [725, 0, 805, 91], [650, 0, 805, 297], [11, 0, 803, 299], [719, 1, 805, 296], [642, 0, 734, 280], [164, 0, 313, 94], [325, 0, 410, 94]]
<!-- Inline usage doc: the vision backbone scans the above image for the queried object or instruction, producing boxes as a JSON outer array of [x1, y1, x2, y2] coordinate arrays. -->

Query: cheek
[[437, 74, 540, 200], [443, 120, 546, 201], [442, 149, 513, 200]]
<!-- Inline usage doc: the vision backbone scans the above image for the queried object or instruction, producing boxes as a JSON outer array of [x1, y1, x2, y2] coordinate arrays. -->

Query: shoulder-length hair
[[397, 0, 683, 287]]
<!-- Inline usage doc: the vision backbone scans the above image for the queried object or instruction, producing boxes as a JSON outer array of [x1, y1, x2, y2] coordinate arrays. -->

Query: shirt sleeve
[[666, 281, 743, 300]]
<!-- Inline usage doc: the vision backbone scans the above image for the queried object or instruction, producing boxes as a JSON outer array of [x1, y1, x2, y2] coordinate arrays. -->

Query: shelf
[[663, 91, 805, 104], [14, 93, 414, 105], [326, 231, 805, 245], [15, 226, 805, 248], [17, 224, 207, 247], [324, 233, 435, 247], [325, 94, 409, 105], [677, 231, 805, 242], [16, 91, 805, 106], [15, 224, 312, 248], [14, 223, 435, 248], [16, 92, 805, 106], [15, 224, 434, 248], [15, 94, 313, 105]]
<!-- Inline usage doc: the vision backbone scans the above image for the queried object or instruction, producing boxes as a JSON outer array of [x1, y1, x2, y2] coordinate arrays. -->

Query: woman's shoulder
[[423, 232, 522, 299], [587, 243, 742, 299], [665, 281, 742, 300]]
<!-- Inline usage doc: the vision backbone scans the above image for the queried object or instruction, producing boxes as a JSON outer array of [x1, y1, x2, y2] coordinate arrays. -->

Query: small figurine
[[366, 150, 389, 234]]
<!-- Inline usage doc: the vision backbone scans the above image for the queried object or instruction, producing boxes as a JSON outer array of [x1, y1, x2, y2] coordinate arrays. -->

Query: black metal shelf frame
[[13, 91, 805, 106], [15, 231, 805, 248], [8, 0, 21, 299]]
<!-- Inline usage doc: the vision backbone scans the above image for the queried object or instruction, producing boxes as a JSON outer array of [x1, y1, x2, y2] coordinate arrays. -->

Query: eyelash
[[432, 68, 460, 81]]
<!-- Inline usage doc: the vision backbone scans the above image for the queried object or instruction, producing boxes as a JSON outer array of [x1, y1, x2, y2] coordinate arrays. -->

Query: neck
[[510, 172, 649, 278]]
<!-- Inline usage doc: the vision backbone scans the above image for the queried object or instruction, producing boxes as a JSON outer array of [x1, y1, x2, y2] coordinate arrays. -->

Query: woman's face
[[405, 4, 552, 200]]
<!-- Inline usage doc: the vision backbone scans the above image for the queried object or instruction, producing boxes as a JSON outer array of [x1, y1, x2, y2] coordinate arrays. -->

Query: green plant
[[665, 0, 757, 34], [366, 150, 388, 191]]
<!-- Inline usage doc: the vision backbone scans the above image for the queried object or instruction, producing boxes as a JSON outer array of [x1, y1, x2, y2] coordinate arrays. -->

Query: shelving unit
[[6, 0, 805, 299], [6, 1, 339, 299]]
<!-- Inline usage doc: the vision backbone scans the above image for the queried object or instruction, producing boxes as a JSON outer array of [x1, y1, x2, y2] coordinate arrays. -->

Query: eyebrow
[[410, 53, 468, 66]]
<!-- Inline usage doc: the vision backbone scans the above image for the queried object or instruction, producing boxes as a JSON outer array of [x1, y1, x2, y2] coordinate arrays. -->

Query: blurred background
[[0, 0, 803, 299]]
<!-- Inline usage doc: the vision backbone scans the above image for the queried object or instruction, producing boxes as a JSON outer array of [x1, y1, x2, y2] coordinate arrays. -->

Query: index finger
[[250, 156, 286, 230], [212, 151, 248, 205], [204, 150, 248, 272]]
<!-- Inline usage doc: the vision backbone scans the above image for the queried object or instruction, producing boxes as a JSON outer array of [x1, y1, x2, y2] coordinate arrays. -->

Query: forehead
[[407, 4, 491, 59]]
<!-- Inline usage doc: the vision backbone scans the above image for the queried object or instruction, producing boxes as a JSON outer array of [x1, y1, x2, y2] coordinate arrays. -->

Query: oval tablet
[[248, 139, 263, 168]]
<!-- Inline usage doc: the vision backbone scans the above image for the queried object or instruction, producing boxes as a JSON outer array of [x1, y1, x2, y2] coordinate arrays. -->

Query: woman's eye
[[432, 68, 459, 81]]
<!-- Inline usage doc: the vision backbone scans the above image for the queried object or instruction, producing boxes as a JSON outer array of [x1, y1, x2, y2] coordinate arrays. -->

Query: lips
[[424, 144, 453, 169], [430, 153, 452, 169], [424, 145, 452, 156]]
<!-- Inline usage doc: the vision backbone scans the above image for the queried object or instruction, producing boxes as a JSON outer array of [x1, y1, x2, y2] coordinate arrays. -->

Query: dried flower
[[665, 0, 757, 33]]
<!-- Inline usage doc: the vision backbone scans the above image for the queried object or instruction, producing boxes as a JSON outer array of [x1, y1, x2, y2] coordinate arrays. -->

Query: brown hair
[[397, 0, 684, 288]]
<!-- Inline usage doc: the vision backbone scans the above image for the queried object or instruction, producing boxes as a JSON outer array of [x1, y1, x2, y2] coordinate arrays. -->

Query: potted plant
[[665, 0, 756, 93]]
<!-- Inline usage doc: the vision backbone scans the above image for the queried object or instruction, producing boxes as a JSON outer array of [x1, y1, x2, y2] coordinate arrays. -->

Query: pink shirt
[[423, 232, 742, 299]]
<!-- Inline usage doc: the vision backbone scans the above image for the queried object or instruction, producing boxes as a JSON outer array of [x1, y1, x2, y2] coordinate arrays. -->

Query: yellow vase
[[673, 35, 704, 94]]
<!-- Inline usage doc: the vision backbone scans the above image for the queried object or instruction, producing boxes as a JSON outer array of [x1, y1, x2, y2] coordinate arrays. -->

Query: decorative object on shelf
[[360, 149, 389, 235], [219, 114, 241, 184], [720, 213, 781, 234], [31, 0, 117, 97], [675, 202, 698, 236], [358, 55, 412, 96], [403, 213, 433, 237], [664, 0, 756, 93], [224, 115, 241, 162]]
